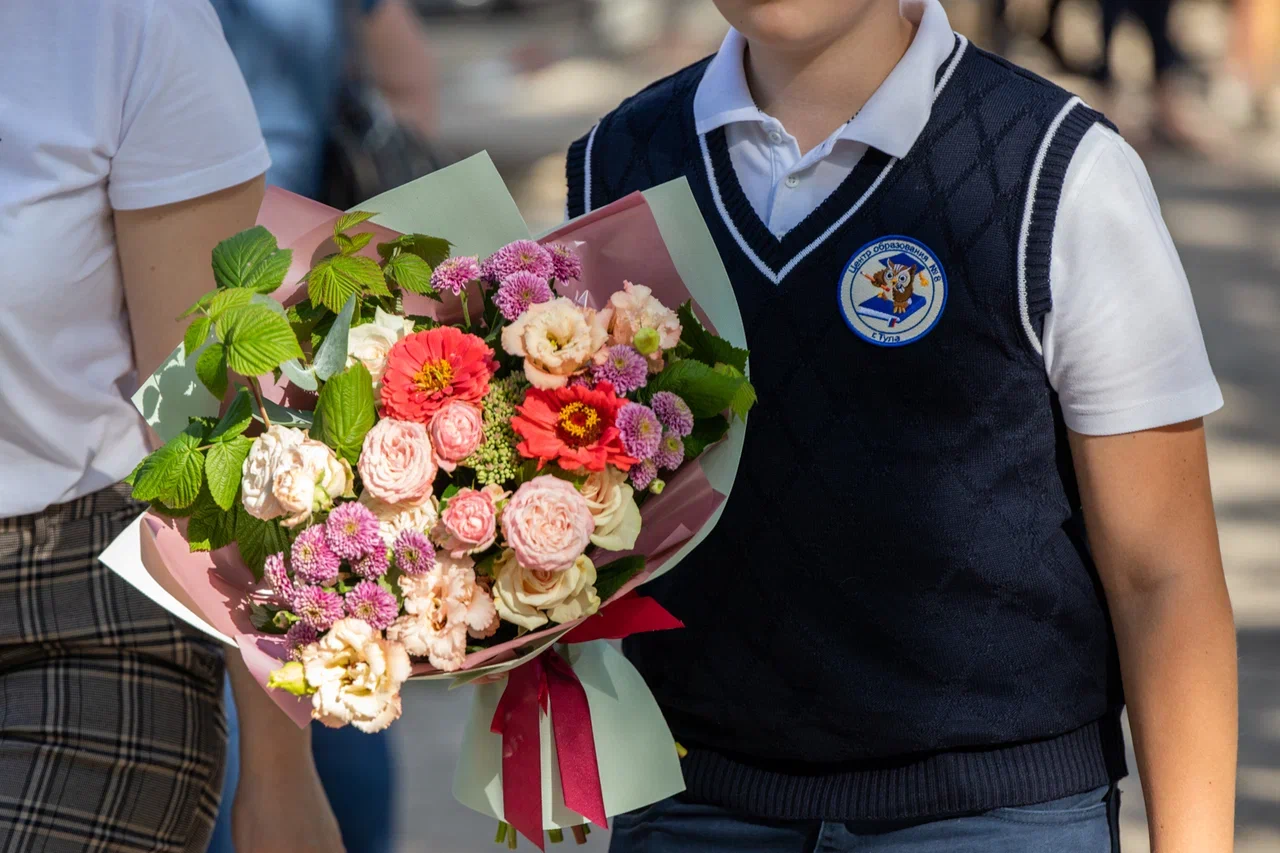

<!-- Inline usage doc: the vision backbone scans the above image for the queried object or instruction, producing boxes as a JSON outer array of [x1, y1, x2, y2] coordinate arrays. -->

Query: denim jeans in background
[[608, 786, 1119, 853]]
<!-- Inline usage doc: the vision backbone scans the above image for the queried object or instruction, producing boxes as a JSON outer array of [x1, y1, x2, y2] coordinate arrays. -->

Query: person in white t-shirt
[[0, 3, 342, 851]]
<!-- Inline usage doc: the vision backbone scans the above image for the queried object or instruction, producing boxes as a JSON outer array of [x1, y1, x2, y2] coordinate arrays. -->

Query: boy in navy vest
[[566, 1, 1237, 851]]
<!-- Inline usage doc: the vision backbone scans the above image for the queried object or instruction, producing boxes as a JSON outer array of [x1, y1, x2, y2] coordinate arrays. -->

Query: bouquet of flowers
[[102, 154, 751, 848]]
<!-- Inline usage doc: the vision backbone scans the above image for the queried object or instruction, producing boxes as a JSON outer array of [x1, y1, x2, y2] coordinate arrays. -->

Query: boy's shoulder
[[958, 40, 1111, 124], [595, 54, 713, 132]]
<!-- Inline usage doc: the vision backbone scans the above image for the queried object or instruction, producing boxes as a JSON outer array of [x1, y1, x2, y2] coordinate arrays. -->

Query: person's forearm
[[226, 655, 313, 765], [1110, 574, 1236, 853], [363, 0, 437, 138]]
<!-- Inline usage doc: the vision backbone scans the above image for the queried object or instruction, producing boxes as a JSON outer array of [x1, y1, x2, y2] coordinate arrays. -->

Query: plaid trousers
[[0, 485, 227, 853]]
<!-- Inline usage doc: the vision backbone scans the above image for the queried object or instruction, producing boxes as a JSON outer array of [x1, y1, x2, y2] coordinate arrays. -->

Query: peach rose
[[500, 297, 609, 389], [581, 467, 642, 551], [500, 476, 594, 572], [299, 618, 411, 734], [491, 548, 600, 630], [428, 401, 484, 473], [242, 425, 306, 521], [359, 418, 437, 505], [359, 491, 439, 547], [435, 484, 506, 558], [604, 281, 681, 371], [271, 437, 353, 528]]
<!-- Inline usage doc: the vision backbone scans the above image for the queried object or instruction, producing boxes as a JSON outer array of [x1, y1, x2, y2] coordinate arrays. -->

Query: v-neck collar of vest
[[695, 34, 969, 286]]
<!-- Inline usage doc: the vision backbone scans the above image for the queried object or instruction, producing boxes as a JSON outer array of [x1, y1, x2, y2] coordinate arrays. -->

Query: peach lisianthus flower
[[428, 401, 484, 473], [359, 418, 437, 505], [434, 484, 506, 558], [299, 618, 411, 734], [388, 554, 498, 671], [501, 297, 609, 390], [491, 548, 600, 631], [602, 281, 681, 372], [500, 476, 594, 573]]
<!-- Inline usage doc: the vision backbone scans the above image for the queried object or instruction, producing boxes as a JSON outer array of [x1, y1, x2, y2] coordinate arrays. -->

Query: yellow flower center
[[557, 401, 602, 447], [415, 358, 454, 394]]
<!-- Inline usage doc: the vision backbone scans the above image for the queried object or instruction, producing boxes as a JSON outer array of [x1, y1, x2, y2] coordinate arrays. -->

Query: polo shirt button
[[785, 175, 800, 188], [768, 130, 783, 144]]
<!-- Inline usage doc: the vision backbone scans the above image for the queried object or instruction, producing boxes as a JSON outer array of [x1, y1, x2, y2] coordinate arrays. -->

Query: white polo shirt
[[692, 0, 1222, 436], [0, 0, 270, 517]]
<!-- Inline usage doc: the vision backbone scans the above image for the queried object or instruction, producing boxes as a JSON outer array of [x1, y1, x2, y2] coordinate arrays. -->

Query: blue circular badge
[[837, 235, 947, 347]]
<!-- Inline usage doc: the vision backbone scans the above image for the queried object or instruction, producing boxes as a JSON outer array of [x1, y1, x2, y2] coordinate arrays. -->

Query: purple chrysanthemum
[[654, 431, 685, 470], [292, 585, 345, 631], [344, 581, 400, 631], [629, 458, 658, 491], [591, 345, 649, 395], [430, 255, 481, 296], [548, 243, 583, 283], [494, 271, 553, 321], [393, 529, 436, 576], [263, 551, 294, 600], [481, 239, 554, 283], [351, 544, 390, 580], [325, 501, 381, 560], [650, 391, 694, 438], [615, 402, 662, 460], [291, 526, 341, 586], [285, 621, 318, 661]]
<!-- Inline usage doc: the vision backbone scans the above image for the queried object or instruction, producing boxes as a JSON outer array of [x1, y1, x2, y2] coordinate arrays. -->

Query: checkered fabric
[[0, 484, 226, 853]]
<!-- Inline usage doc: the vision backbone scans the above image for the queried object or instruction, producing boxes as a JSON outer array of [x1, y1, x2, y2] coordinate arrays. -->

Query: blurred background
[[228, 0, 1280, 850]]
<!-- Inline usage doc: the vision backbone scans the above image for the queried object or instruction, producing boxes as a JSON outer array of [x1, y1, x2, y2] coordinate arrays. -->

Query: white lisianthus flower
[[300, 618, 412, 733], [346, 307, 415, 385], [491, 548, 600, 630], [580, 466, 642, 551]]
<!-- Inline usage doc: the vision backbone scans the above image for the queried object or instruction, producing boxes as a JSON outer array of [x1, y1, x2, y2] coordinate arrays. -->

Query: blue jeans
[[609, 786, 1119, 853]]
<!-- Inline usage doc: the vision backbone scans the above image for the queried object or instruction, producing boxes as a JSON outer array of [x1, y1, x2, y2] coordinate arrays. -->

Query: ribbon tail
[[490, 660, 547, 850], [545, 651, 608, 829]]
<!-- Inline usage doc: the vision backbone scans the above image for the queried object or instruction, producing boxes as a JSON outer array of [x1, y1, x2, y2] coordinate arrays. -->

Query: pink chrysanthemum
[[615, 402, 662, 460], [264, 552, 294, 600], [291, 526, 341, 586], [650, 391, 694, 438], [292, 586, 345, 631], [654, 431, 685, 470], [548, 243, 583, 282], [352, 544, 390, 580], [325, 502, 381, 560], [393, 529, 436, 576], [494, 271, 553, 321], [344, 581, 400, 631], [285, 621, 318, 661], [591, 345, 648, 395], [482, 239, 554, 283], [430, 255, 481, 296], [629, 457, 658, 491]]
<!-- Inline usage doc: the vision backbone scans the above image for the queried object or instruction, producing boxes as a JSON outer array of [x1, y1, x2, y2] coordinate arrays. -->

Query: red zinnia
[[511, 381, 638, 472], [381, 327, 498, 423]]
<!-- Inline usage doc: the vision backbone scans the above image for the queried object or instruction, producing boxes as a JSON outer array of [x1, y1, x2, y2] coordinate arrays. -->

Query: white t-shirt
[[0, 0, 271, 517], [691, 0, 1223, 436]]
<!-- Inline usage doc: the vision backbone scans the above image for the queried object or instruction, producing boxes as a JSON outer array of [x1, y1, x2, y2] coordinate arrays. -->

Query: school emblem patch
[[837, 236, 947, 347]]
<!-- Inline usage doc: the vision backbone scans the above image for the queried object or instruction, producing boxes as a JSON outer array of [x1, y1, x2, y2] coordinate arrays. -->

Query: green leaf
[[249, 601, 290, 635], [187, 416, 219, 440], [682, 416, 730, 459], [712, 363, 757, 421], [131, 424, 205, 509], [235, 505, 291, 579], [676, 301, 749, 373], [334, 231, 373, 255], [183, 317, 212, 359], [206, 434, 254, 511], [147, 498, 198, 519], [179, 289, 218, 319], [279, 358, 319, 392], [208, 287, 256, 320], [383, 253, 436, 296], [254, 399, 314, 430], [407, 314, 440, 332], [310, 362, 376, 464], [187, 491, 238, 552], [334, 210, 377, 236], [593, 555, 646, 604], [377, 234, 451, 268], [312, 294, 356, 381], [437, 483, 462, 513], [195, 342, 229, 399], [218, 304, 304, 377], [210, 388, 255, 442], [242, 247, 292, 295], [213, 226, 287, 291], [646, 358, 745, 419], [307, 253, 388, 311]]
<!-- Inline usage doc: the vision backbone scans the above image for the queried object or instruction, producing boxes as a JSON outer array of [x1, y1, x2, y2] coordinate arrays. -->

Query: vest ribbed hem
[[565, 133, 589, 218], [679, 714, 1127, 822]]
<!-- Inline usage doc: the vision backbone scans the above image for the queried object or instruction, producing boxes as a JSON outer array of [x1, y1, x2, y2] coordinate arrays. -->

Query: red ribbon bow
[[489, 592, 682, 849]]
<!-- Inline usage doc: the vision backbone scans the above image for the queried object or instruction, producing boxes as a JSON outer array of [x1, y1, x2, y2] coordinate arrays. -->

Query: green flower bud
[[266, 661, 314, 696], [633, 327, 661, 356], [649, 478, 666, 495]]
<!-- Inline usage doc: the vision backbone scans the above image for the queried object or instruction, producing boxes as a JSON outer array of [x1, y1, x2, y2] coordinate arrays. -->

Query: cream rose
[[581, 467, 642, 551], [359, 491, 439, 547], [241, 425, 307, 521], [605, 281, 681, 371], [428, 401, 484, 473], [492, 548, 600, 630], [299, 618, 411, 734], [272, 438, 353, 528], [500, 476, 594, 572], [434, 484, 506, 558], [346, 307, 415, 385], [500, 297, 608, 389], [359, 418, 437, 505]]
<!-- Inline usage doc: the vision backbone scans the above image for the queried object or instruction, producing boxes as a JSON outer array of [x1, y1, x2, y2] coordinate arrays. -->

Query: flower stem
[[548, 828, 564, 844], [248, 379, 273, 430], [571, 825, 588, 844], [459, 289, 472, 330], [494, 822, 508, 844]]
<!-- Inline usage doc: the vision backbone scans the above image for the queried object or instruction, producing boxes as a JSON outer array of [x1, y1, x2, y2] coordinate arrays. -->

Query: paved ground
[[387, 3, 1280, 850]]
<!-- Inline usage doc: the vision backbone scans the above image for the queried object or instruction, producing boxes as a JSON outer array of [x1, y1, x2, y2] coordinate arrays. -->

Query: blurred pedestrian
[[0, 2, 342, 852], [1229, 0, 1280, 125]]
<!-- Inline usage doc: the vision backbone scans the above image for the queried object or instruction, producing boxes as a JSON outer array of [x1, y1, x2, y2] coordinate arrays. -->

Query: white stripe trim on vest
[[583, 123, 600, 214], [700, 34, 969, 285], [1017, 95, 1082, 356]]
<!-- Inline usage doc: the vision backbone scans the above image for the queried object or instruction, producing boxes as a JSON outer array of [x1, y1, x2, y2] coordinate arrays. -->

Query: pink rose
[[359, 419, 437, 505], [435, 484, 506, 558], [427, 401, 485, 473], [500, 476, 594, 573]]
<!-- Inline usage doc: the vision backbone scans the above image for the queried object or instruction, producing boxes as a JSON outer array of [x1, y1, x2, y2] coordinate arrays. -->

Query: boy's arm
[[1069, 421, 1236, 853]]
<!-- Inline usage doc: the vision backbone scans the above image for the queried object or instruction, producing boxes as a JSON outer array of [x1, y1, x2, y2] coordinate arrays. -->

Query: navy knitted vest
[[567, 36, 1128, 821]]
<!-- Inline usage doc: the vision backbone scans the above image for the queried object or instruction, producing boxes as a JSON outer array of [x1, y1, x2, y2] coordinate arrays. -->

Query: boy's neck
[[743, 8, 917, 155]]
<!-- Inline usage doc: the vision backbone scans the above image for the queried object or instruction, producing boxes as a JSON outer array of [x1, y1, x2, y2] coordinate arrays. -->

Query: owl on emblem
[[864, 259, 929, 314]]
